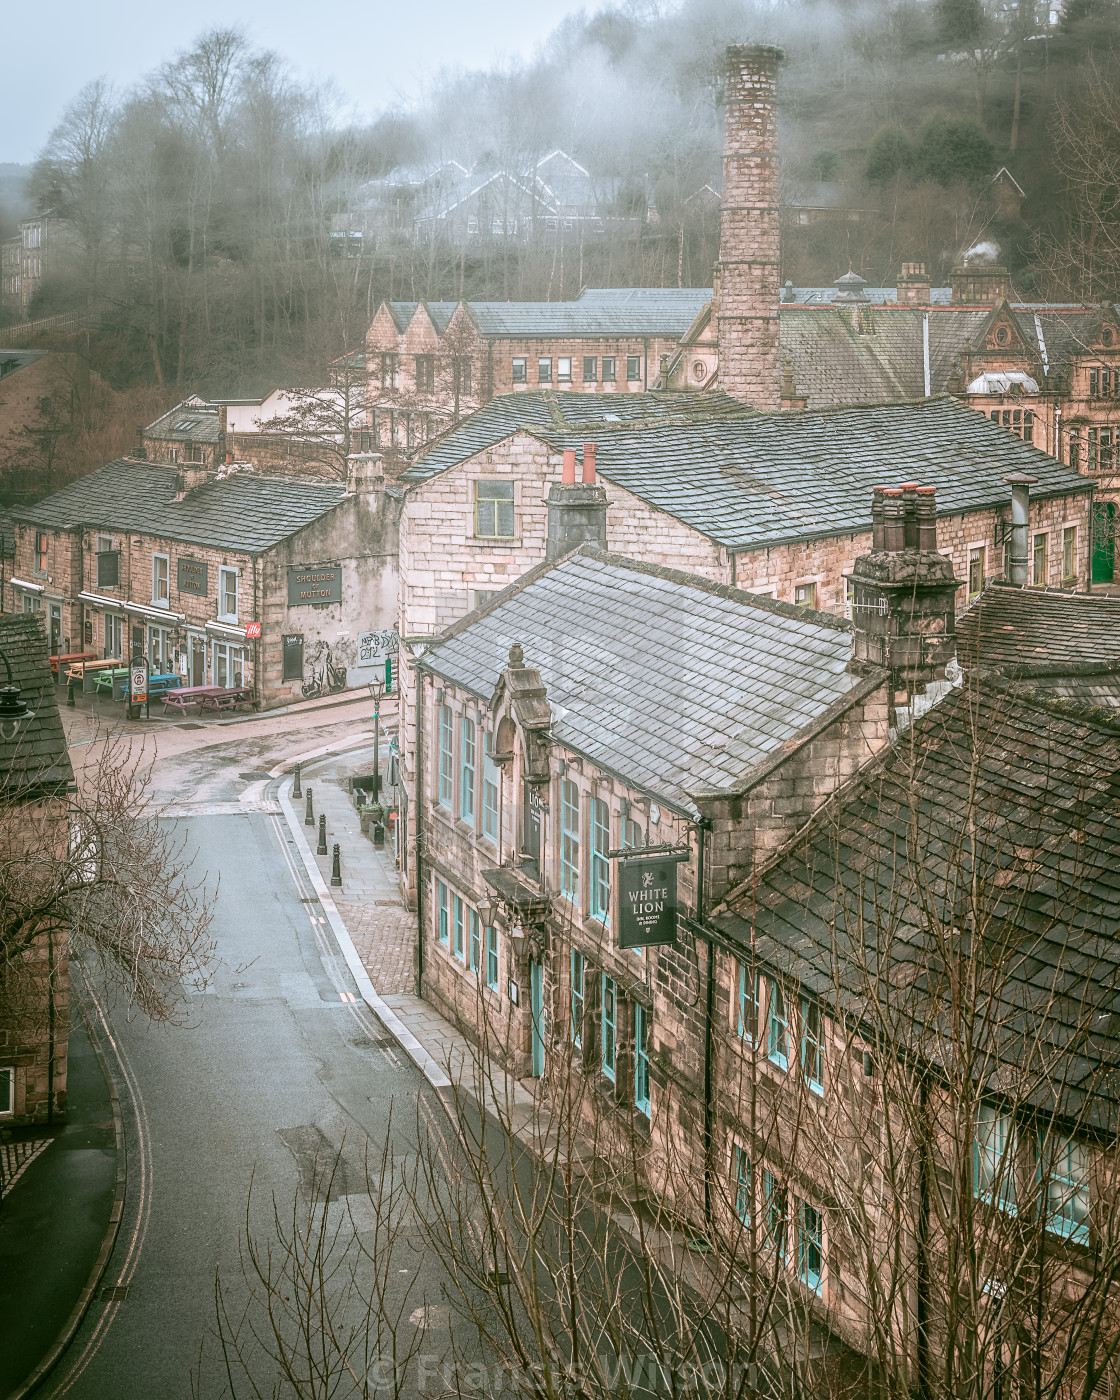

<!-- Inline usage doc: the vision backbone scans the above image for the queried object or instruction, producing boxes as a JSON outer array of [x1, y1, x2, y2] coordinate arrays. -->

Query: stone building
[[7, 454, 398, 706], [362, 289, 715, 456], [413, 505, 1120, 1381], [0, 611, 72, 1125], [0, 213, 81, 319], [393, 388, 1092, 903]]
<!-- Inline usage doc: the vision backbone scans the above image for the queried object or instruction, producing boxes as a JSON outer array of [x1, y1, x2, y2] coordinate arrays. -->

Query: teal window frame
[[438, 705, 453, 807], [469, 908, 480, 972], [482, 733, 499, 843], [436, 879, 449, 946], [601, 973, 616, 1082], [764, 1170, 787, 1256], [798, 1201, 823, 1294], [738, 963, 758, 1042], [800, 998, 824, 1095], [571, 949, 585, 1047], [1040, 1131, 1089, 1243], [485, 926, 499, 991], [560, 779, 580, 904], [459, 716, 475, 822], [975, 1103, 1017, 1212], [452, 894, 465, 962], [767, 978, 789, 1071], [589, 797, 610, 924], [732, 1145, 751, 1226], [634, 1004, 650, 1118]]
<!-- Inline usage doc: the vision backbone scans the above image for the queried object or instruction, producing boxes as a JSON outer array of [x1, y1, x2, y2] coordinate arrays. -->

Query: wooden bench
[[64, 658, 115, 684]]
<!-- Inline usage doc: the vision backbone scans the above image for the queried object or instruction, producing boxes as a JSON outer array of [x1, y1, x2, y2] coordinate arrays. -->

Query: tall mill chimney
[[716, 45, 783, 410]]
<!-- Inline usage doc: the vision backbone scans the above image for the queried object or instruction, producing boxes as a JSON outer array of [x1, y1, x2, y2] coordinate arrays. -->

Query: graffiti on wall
[[358, 629, 400, 664]]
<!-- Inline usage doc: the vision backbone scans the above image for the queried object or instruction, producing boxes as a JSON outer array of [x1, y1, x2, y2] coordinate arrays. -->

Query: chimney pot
[[582, 442, 597, 485], [901, 483, 920, 550], [562, 448, 577, 485], [882, 489, 906, 553], [871, 487, 887, 552], [915, 485, 938, 551]]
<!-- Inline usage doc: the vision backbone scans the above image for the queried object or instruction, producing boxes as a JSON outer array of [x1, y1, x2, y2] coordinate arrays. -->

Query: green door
[[1093, 503, 1116, 583], [530, 959, 545, 1078]]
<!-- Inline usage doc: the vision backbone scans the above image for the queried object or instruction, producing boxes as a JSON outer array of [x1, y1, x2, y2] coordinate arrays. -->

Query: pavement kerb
[[8, 984, 127, 1400], [275, 767, 452, 1092]]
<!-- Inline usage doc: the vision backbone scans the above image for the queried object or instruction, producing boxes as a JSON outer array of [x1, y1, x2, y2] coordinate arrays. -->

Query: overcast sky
[[4, 0, 593, 165]]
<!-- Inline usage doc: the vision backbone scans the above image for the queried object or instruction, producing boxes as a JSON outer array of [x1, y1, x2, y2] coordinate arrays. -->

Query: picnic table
[[199, 685, 255, 713], [93, 666, 129, 698], [50, 651, 96, 677], [94, 669, 181, 700], [64, 658, 116, 683], [161, 684, 225, 716]]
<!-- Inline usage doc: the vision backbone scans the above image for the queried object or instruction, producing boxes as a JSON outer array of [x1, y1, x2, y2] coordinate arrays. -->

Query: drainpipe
[[643, 339, 649, 391], [697, 818, 715, 1229], [415, 664, 426, 996], [1005, 473, 1036, 587], [922, 311, 931, 398]]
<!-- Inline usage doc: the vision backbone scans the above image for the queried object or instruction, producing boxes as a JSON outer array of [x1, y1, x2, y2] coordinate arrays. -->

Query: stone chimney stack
[[546, 441, 608, 561], [174, 464, 209, 499], [896, 262, 931, 306], [345, 451, 385, 494], [716, 44, 783, 410], [847, 484, 961, 712], [950, 262, 1011, 305]]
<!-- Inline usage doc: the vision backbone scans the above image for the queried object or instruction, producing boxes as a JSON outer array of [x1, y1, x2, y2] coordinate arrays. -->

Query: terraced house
[[8, 454, 397, 706], [413, 507, 1120, 1390], [392, 387, 1092, 903]]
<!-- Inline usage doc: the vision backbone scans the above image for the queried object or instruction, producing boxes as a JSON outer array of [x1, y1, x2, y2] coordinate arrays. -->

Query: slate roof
[[386, 302, 458, 334], [421, 547, 869, 815], [957, 585, 1120, 673], [400, 390, 754, 484], [463, 291, 715, 338], [0, 505, 15, 558], [779, 305, 1113, 408], [11, 459, 347, 553], [144, 401, 221, 445], [0, 349, 49, 379], [408, 394, 1090, 552], [0, 612, 73, 797], [711, 682, 1120, 1127]]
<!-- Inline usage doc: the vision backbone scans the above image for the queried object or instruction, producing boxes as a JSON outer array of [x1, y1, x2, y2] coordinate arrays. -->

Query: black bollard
[[317, 813, 328, 856], [292, 762, 302, 798], [331, 843, 342, 888], [305, 788, 314, 826], [67, 678, 76, 707]]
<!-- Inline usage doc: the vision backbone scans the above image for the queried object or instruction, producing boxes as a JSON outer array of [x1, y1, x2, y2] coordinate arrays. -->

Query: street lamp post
[[367, 679, 385, 802], [0, 646, 36, 740]]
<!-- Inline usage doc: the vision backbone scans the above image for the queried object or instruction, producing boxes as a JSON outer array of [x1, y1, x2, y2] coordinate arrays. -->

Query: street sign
[[618, 853, 679, 949], [245, 622, 262, 638], [130, 661, 148, 706]]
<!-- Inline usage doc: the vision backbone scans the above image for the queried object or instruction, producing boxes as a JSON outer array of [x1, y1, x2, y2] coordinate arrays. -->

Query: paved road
[[42, 807, 444, 1400]]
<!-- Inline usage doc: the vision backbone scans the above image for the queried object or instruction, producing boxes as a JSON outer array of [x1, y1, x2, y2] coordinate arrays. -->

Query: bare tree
[[252, 352, 368, 479], [1, 731, 217, 1028]]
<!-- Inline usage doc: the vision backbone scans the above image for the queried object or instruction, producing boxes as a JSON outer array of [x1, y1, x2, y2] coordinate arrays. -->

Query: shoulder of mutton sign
[[288, 564, 342, 607], [177, 557, 208, 597]]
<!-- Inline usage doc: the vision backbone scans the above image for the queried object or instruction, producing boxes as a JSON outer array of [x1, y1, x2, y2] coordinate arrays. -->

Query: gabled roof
[[400, 390, 754, 484], [0, 350, 49, 379], [0, 612, 72, 797], [385, 302, 458, 334], [11, 459, 347, 554], [144, 401, 221, 444], [421, 547, 869, 815], [406, 394, 1089, 551], [957, 585, 1120, 674], [711, 682, 1120, 1127]]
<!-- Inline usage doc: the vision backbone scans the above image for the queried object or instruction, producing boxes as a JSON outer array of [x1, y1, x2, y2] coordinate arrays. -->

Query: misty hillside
[[4, 0, 1119, 396]]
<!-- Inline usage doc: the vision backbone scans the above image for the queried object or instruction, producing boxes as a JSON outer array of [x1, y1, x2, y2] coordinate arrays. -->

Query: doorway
[[48, 603, 62, 658], [529, 959, 545, 1078], [1093, 502, 1116, 583], [190, 636, 206, 686]]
